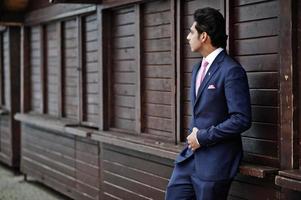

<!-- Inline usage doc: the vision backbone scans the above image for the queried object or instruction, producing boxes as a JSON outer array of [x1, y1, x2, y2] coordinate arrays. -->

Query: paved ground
[[0, 163, 71, 200]]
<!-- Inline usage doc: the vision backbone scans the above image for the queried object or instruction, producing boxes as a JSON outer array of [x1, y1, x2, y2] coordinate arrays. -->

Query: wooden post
[[20, 26, 30, 113], [77, 16, 84, 123], [135, 4, 142, 135], [97, 6, 104, 130], [40, 25, 47, 114], [171, 0, 177, 144], [8, 26, 21, 166], [279, 0, 295, 170], [57, 22, 63, 118], [0, 33, 3, 106]]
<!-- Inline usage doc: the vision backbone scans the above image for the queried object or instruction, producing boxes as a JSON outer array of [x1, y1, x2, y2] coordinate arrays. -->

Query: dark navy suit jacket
[[175, 50, 252, 181]]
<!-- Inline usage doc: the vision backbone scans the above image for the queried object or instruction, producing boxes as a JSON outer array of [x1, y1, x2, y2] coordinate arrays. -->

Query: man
[[165, 7, 252, 200]]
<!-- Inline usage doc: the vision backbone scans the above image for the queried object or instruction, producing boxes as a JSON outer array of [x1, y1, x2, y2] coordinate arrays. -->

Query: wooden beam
[[39, 25, 47, 114], [0, 11, 24, 25], [0, 33, 3, 106], [25, 4, 96, 26], [57, 22, 63, 118], [97, 5, 104, 130], [77, 16, 84, 123], [176, 0, 183, 143], [279, 0, 296, 170], [20, 26, 30, 113], [135, 4, 141, 135], [49, 0, 101, 3], [8, 26, 21, 166]]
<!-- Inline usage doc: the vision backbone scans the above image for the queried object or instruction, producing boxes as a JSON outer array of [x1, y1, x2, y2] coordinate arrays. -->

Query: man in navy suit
[[165, 7, 252, 200]]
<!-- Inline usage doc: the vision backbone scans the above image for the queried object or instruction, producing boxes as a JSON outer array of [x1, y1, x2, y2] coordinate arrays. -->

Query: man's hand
[[187, 127, 201, 151]]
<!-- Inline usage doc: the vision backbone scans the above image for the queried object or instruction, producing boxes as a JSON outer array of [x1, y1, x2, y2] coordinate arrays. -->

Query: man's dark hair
[[194, 7, 228, 49]]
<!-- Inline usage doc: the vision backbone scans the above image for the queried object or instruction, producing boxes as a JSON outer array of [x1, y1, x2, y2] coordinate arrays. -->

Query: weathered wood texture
[[110, 6, 137, 132], [83, 14, 99, 126], [21, 124, 101, 200], [181, 0, 223, 139], [232, 0, 279, 168], [63, 18, 79, 120], [142, 0, 175, 142], [298, 0, 301, 169], [30, 26, 42, 113], [0, 27, 21, 167], [46, 23, 59, 116], [101, 144, 173, 200]]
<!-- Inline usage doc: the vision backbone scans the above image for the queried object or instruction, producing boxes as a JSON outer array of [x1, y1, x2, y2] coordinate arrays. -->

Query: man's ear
[[201, 32, 208, 42]]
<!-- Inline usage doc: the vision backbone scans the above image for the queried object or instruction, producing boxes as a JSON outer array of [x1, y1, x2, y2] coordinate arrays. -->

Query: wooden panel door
[[142, 0, 175, 142], [46, 23, 59, 116], [30, 26, 42, 113], [233, 0, 279, 167], [110, 6, 137, 132], [63, 19, 79, 121]]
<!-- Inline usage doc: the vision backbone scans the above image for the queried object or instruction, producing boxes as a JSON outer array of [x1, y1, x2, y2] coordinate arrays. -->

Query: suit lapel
[[191, 60, 202, 105], [194, 51, 226, 108]]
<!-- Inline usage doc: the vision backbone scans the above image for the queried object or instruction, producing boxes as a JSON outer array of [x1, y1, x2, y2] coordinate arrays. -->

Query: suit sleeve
[[196, 66, 252, 146]]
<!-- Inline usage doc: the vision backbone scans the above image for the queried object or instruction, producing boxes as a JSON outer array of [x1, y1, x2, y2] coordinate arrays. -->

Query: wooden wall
[[13, 0, 301, 199], [102, 145, 173, 200], [21, 124, 101, 200], [0, 27, 21, 167]]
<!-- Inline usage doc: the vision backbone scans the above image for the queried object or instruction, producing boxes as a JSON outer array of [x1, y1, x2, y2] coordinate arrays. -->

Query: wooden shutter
[[83, 14, 99, 126], [46, 23, 59, 116], [233, 0, 279, 167], [63, 19, 79, 120], [3, 30, 10, 110], [30, 26, 42, 113], [110, 6, 137, 132], [142, 0, 175, 141]]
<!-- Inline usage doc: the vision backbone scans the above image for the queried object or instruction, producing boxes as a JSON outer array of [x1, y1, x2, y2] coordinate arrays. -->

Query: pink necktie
[[195, 60, 209, 95]]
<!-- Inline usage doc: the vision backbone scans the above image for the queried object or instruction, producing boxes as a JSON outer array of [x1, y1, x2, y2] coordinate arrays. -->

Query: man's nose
[[186, 33, 190, 41]]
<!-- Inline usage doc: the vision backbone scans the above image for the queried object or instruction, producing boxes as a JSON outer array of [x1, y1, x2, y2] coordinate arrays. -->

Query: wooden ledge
[[0, 108, 9, 115], [91, 130, 182, 160], [14, 113, 77, 133], [64, 124, 93, 138], [276, 170, 301, 192], [239, 163, 278, 178]]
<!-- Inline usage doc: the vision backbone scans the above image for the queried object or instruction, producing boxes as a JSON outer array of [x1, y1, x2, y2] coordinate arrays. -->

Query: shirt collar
[[203, 47, 223, 65]]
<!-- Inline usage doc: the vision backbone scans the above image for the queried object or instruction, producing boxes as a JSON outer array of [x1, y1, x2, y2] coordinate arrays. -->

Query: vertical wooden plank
[[297, 0, 301, 169], [20, 26, 31, 113], [77, 16, 84, 123], [135, 4, 142, 134], [40, 25, 47, 114], [225, 0, 231, 54], [57, 22, 63, 118], [9, 27, 21, 166], [176, 0, 182, 143], [0, 33, 3, 106], [170, 0, 176, 144], [97, 6, 104, 130], [279, 0, 295, 170]]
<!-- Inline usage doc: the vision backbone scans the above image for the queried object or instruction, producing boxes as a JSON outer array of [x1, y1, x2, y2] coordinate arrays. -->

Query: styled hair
[[193, 7, 228, 49]]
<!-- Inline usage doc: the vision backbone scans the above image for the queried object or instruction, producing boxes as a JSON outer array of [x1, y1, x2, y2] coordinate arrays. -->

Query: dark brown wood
[[50, 0, 100, 3], [25, 4, 96, 26], [0, 11, 24, 25], [8, 26, 21, 167], [279, 0, 295, 170], [77, 16, 84, 123], [276, 175, 301, 192], [0, 33, 3, 106], [135, 4, 141, 134], [20, 26, 31, 113], [239, 163, 278, 178], [39, 25, 47, 114], [57, 22, 63, 118]]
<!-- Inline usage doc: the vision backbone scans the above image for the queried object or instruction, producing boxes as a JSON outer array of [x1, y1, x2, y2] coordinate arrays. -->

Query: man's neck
[[201, 45, 217, 58]]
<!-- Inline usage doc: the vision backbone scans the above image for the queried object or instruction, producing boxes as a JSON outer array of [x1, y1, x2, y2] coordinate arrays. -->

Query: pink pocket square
[[208, 84, 216, 89]]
